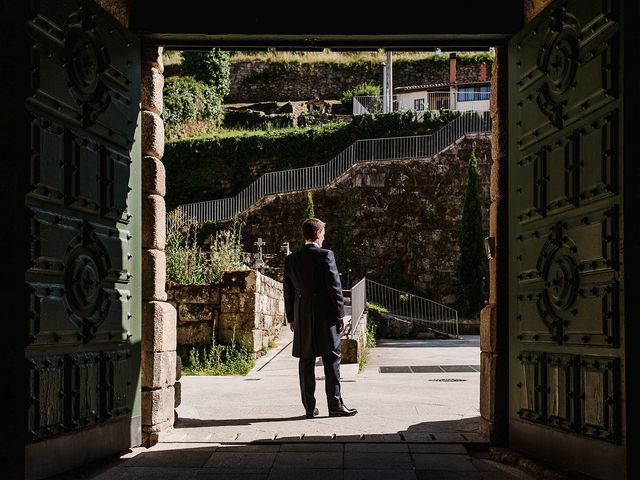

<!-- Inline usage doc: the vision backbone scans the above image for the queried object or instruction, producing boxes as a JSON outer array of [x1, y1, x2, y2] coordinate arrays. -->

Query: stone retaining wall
[[227, 58, 491, 103], [234, 134, 492, 306]]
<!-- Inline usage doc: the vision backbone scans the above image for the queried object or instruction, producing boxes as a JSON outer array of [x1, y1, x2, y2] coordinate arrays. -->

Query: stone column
[[479, 46, 509, 444], [140, 46, 177, 446]]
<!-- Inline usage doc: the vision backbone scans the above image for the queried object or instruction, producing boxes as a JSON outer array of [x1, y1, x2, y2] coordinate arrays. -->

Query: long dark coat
[[283, 243, 345, 358]]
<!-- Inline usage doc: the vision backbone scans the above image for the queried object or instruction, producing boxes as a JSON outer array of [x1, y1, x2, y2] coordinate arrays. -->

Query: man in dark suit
[[283, 218, 358, 418]]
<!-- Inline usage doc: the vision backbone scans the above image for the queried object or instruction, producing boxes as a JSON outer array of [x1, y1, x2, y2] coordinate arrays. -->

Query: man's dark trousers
[[298, 347, 342, 412]]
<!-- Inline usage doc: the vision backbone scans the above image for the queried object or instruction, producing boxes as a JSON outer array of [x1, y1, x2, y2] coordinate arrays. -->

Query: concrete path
[[84, 327, 534, 480]]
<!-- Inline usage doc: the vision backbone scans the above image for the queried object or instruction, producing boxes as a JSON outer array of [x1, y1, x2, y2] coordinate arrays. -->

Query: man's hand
[[338, 318, 344, 333], [289, 322, 295, 332]]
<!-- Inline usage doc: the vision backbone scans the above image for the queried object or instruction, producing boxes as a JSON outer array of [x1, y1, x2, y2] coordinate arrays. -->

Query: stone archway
[[132, 0, 549, 453], [136, 46, 511, 446]]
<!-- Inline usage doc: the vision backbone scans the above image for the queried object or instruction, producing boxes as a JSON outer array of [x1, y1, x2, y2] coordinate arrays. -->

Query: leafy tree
[[304, 191, 315, 219], [163, 76, 223, 126], [181, 49, 231, 99], [457, 149, 486, 317]]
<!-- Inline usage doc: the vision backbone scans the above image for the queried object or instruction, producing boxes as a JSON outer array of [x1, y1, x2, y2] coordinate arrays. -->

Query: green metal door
[[22, 1, 141, 477], [508, 1, 626, 478]]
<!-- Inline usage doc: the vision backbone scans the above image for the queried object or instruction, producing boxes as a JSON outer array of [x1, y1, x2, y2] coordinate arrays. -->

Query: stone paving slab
[[409, 444, 468, 454], [344, 469, 418, 480], [196, 474, 267, 480], [412, 453, 479, 471], [266, 468, 344, 480], [93, 466, 198, 480], [202, 451, 277, 472], [344, 451, 413, 470], [345, 443, 409, 452], [272, 451, 344, 469]]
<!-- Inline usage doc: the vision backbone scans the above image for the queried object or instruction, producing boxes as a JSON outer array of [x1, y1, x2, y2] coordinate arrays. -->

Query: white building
[[394, 81, 491, 118], [353, 52, 491, 119]]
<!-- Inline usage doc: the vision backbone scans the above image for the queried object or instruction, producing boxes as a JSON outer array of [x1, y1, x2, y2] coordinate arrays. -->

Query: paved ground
[[74, 328, 535, 479]]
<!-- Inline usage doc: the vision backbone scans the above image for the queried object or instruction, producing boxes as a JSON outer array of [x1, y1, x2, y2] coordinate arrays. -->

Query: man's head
[[303, 218, 326, 247]]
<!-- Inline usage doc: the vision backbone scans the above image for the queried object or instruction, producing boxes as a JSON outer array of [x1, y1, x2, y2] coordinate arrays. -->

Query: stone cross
[[253, 237, 266, 268], [254, 237, 266, 263]]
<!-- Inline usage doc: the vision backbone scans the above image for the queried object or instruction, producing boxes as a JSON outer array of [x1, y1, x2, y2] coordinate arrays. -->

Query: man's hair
[[303, 218, 325, 241]]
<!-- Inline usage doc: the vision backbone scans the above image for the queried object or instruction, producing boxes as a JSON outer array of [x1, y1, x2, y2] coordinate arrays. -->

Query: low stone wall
[[167, 270, 285, 358]]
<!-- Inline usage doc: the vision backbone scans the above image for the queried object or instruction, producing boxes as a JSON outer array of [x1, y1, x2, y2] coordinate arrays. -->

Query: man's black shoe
[[306, 408, 319, 419], [328, 405, 358, 417]]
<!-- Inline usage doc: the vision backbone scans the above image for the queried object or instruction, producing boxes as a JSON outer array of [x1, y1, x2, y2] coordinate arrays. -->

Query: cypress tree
[[305, 191, 315, 219], [457, 149, 486, 317]]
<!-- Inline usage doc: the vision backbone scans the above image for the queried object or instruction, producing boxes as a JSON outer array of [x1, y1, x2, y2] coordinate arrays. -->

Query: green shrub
[[183, 340, 255, 376], [163, 76, 224, 127], [304, 191, 315, 219], [366, 301, 389, 313], [296, 113, 336, 128], [457, 149, 487, 317], [181, 49, 231, 98], [223, 109, 296, 130], [359, 321, 377, 372], [341, 82, 382, 109], [166, 210, 245, 284]]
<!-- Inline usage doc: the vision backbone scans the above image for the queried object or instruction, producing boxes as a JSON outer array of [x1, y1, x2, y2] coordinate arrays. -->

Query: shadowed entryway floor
[[81, 331, 536, 479]]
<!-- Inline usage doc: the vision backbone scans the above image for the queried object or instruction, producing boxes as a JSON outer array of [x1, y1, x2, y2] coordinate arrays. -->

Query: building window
[[457, 85, 490, 102], [414, 98, 425, 111]]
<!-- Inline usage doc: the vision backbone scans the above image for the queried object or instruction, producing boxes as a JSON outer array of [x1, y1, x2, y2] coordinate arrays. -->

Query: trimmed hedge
[[223, 109, 296, 129], [164, 112, 459, 209]]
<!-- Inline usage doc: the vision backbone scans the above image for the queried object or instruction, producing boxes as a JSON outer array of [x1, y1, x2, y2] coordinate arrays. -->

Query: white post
[[382, 61, 388, 114], [387, 50, 393, 112]]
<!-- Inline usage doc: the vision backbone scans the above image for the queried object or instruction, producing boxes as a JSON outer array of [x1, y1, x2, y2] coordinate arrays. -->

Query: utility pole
[[386, 50, 393, 113], [382, 60, 388, 113]]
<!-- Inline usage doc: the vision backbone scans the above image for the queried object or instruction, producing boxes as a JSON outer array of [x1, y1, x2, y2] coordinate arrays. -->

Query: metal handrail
[[365, 279, 459, 337], [348, 277, 367, 336], [174, 111, 491, 224]]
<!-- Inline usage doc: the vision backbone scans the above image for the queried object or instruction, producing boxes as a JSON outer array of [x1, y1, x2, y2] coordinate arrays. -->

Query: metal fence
[[354, 91, 491, 116], [175, 111, 491, 224], [365, 279, 459, 337], [353, 95, 398, 115]]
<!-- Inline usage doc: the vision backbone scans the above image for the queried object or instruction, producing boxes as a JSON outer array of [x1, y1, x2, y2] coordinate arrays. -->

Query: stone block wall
[[167, 270, 286, 357], [232, 134, 491, 307], [226, 59, 492, 103]]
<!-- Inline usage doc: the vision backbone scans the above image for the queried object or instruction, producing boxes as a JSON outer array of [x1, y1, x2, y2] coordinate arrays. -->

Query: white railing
[[175, 111, 491, 224], [365, 279, 459, 337], [353, 95, 398, 115], [354, 91, 491, 116], [348, 277, 367, 336]]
